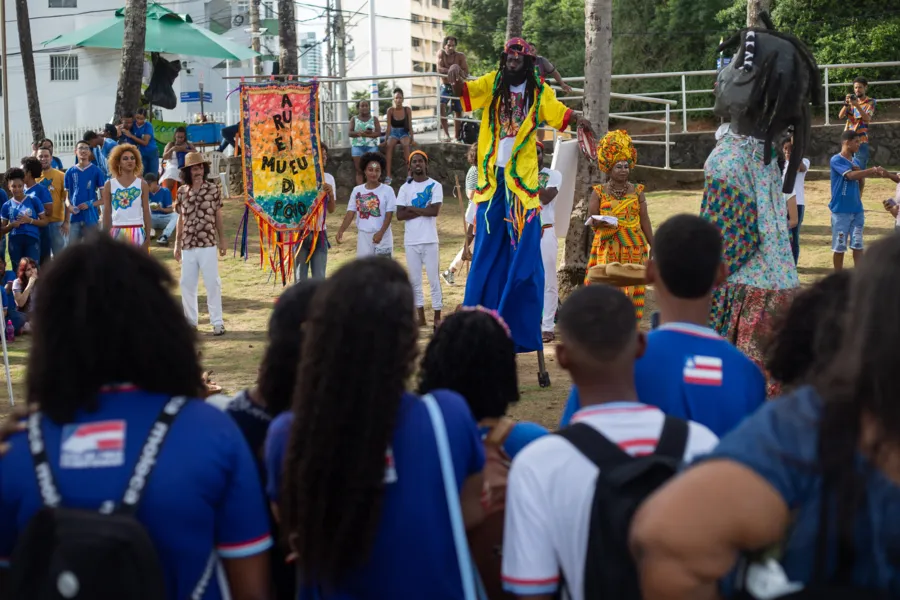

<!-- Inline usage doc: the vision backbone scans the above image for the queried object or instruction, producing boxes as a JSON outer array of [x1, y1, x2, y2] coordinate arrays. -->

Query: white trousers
[[357, 228, 393, 258], [541, 229, 559, 332], [406, 242, 442, 310], [181, 246, 224, 327]]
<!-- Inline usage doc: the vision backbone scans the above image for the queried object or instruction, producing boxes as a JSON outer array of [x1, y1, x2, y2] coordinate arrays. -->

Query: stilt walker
[[703, 16, 821, 393], [446, 38, 593, 386]]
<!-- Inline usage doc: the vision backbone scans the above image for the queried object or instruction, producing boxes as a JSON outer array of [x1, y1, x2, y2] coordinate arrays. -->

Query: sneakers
[[441, 270, 455, 285], [213, 324, 226, 336], [157, 235, 169, 246]]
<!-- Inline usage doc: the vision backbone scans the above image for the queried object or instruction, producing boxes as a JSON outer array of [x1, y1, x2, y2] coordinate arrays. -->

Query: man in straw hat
[[174, 152, 227, 336], [445, 37, 593, 354], [396, 150, 444, 330]]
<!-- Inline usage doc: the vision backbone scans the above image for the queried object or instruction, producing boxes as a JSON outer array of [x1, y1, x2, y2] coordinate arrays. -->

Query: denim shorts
[[440, 84, 462, 113], [831, 211, 865, 253], [351, 145, 378, 157], [389, 127, 409, 140], [855, 142, 870, 169]]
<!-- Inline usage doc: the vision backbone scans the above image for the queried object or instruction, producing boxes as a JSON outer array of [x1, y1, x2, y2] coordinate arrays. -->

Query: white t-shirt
[[501, 402, 719, 600], [395, 178, 443, 245], [347, 183, 396, 234], [311, 172, 336, 232], [539, 167, 563, 226], [496, 82, 528, 168], [464, 200, 477, 226], [782, 158, 810, 206]]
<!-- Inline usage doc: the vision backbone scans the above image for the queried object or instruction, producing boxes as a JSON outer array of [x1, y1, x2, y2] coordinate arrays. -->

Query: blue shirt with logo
[[132, 122, 157, 153], [265, 390, 485, 599], [560, 323, 766, 437], [709, 386, 900, 593], [149, 186, 173, 216], [102, 138, 117, 159], [0, 388, 273, 599], [0, 195, 45, 240], [65, 164, 105, 224], [50, 156, 64, 171], [829, 153, 863, 214]]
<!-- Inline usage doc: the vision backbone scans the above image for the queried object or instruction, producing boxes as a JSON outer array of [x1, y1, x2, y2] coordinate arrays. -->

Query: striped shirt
[[844, 97, 876, 144], [502, 402, 718, 599], [464, 165, 478, 193]]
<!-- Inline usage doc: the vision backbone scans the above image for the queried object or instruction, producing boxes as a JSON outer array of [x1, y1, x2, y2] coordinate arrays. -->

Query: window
[[263, 1, 274, 18], [432, 0, 439, 5], [411, 13, 421, 23], [50, 54, 79, 81], [49, 0, 77, 6], [411, 38, 421, 48], [442, 0, 450, 8]]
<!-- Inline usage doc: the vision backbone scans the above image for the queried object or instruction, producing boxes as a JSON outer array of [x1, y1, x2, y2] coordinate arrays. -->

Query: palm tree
[[746, 0, 771, 27], [15, 0, 44, 142], [505, 0, 524, 40], [114, 0, 148, 120], [557, 0, 613, 298], [279, 0, 298, 75]]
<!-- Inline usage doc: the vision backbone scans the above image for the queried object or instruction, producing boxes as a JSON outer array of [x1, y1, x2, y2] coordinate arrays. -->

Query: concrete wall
[[637, 121, 900, 170]]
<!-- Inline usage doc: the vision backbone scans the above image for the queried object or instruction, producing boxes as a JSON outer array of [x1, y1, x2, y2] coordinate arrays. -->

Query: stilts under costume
[[461, 38, 573, 353], [702, 19, 821, 387]]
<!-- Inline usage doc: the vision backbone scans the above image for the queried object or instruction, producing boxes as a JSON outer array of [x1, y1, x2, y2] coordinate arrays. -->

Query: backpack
[[467, 417, 516, 600], [8, 396, 189, 600], [555, 416, 689, 600], [461, 121, 480, 145]]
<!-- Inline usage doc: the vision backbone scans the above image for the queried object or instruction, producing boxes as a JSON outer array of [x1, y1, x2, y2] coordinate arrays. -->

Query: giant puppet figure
[[703, 17, 821, 378], [446, 38, 593, 356]]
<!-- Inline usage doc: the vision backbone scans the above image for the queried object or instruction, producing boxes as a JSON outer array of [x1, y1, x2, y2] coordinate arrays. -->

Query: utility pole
[[368, 0, 378, 116], [0, 0, 10, 169], [250, 0, 262, 76], [335, 0, 348, 145], [325, 0, 333, 77], [746, 0, 770, 27]]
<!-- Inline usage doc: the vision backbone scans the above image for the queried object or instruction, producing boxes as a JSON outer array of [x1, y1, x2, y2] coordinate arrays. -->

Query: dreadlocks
[[717, 17, 821, 193], [489, 53, 540, 130]]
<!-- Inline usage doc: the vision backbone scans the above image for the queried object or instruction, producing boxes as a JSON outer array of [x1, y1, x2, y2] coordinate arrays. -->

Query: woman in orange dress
[[584, 130, 654, 319]]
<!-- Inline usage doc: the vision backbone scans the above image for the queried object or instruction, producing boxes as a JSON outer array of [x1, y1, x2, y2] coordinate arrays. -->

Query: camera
[[849, 93, 858, 101]]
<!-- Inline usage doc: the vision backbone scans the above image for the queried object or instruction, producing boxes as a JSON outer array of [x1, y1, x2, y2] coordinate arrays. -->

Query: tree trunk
[[15, 0, 44, 142], [278, 0, 298, 76], [558, 0, 613, 300], [505, 0, 524, 40], [746, 0, 770, 27], [250, 0, 262, 76], [113, 0, 147, 121]]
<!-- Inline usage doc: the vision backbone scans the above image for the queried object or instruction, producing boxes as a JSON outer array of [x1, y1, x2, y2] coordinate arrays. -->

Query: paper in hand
[[586, 215, 618, 227]]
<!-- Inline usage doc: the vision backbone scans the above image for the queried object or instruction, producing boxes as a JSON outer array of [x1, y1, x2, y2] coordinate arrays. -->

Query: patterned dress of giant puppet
[[702, 20, 821, 387]]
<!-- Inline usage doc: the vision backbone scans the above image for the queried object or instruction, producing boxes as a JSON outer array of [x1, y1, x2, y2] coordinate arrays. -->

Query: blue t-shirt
[[829, 153, 863, 214], [102, 138, 117, 159], [560, 323, 766, 437], [0, 196, 45, 239], [50, 156, 63, 171], [0, 388, 273, 599], [224, 390, 271, 485], [708, 386, 900, 593], [265, 390, 485, 599], [149, 186, 173, 216], [478, 421, 548, 458], [132, 122, 157, 153], [64, 164, 105, 224], [1, 271, 13, 316], [91, 147, 110, 180]]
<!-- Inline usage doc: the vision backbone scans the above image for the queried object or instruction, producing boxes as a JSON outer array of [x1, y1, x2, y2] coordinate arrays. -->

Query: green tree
[[349, 82, 393, 118]]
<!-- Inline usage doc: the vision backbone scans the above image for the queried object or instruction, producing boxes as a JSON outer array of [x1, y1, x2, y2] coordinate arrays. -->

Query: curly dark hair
[[257, 279, 322, 416], [180, 162, 211, 183], [766, 271, 851, 389], [21, 157, 42, 179], [358, 151, 386, 182], [466, 143, 478, 166], [27, 232, 203, 423], [281, 257, 417, 587], [5, 167, 24, 183], [418, 310, 518, 422]]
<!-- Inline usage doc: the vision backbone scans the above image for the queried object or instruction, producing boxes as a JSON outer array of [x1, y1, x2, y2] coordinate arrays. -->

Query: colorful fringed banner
[[237, 81, 326, 284]]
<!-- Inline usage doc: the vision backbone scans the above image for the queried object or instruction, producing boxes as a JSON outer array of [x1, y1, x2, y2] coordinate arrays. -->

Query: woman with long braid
[[446, 38, 593, 354], [276, 257, 485, 598]]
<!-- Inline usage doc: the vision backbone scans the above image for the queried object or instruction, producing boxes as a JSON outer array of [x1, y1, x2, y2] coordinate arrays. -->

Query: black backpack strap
[[653, 416, 689, 460], [556, 422, 633, 472], [117, 395, 189, 516], [27, 412, 62, 508]]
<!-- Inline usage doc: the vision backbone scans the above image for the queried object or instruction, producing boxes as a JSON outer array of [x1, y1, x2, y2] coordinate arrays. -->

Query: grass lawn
[[1, 176, 897, 428]]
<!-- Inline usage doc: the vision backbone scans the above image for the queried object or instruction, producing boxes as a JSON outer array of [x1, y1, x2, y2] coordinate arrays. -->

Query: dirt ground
[[2, 176, 897, 428]]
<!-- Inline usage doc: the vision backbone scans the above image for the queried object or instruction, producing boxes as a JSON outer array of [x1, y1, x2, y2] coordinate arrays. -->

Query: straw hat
[[182, 152, 209, 169]]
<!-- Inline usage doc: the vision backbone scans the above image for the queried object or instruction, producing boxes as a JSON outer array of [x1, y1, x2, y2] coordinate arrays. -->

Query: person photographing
[[839, 77, 876, 197]]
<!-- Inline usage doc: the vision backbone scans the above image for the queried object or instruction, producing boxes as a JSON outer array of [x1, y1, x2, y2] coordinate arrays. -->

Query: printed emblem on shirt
[[112, 186, 141, 210], [356, 191, 382, 220], [384, 446, 398, 484], [411, 183, 435, 209], [683, 355, 723, 386], [60, 420, 126, 468], [499, 91, 527, 139], [538, 172, 549, 189]]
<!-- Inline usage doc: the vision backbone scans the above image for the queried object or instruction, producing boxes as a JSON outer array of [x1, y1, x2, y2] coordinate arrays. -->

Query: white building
[[299, 32, 322, 77]]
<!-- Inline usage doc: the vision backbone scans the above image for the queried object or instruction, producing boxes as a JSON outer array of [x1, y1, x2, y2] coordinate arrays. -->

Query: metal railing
[[591, 60, 900, 133], [0, 125, 108, 167]]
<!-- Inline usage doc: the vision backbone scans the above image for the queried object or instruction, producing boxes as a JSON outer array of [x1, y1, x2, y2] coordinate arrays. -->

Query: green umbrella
[[42, 2, 259, 61]]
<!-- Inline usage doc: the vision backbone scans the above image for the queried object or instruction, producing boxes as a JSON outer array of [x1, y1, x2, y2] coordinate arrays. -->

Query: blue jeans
[[8, 234, 40, 270], [151, 213, 178, 239], [389, 127, 409, 140], [294, 233, 328, 281], [39, 223, 66, 264], [854, 142, 870, 169], [441, 84, 462, 113], [351, 145, 378, 157], [142, 151, 159, 176], [68, 221, 98, 243], [789, 205, 805, 265], [831, 211, 865, 253], [6, 305, 25, 334]]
